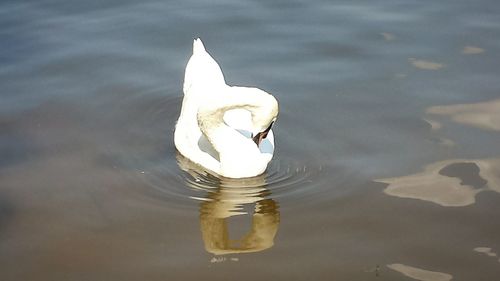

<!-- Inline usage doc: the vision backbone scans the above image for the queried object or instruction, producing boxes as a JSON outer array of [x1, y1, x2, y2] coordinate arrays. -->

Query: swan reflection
[[176, 153, 280, 255]]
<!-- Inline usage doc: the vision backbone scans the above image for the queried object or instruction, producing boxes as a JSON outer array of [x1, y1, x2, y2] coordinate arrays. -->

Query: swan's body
[[174, 39, 278, 178]]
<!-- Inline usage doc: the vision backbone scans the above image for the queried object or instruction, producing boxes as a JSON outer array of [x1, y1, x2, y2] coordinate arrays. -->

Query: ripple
[[96, 89, 342, 208], [140, 154, 326, 207]]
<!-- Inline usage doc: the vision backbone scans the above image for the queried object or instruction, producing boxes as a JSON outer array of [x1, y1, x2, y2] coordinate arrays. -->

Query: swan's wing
[[174, 122, 222, 174], [183, 38, 226, 95]]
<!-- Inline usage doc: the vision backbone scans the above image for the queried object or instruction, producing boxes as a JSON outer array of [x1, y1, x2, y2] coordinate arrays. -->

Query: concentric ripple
[[96, 89, 347, 208], [139, 154, 328, 208]]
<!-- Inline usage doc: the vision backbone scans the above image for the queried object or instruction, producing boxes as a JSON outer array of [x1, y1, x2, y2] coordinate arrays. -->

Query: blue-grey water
[[1, 0, 500, 280]]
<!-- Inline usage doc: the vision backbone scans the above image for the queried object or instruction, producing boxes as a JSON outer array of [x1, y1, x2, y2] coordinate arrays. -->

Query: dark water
[[2, 0, 500, 280]]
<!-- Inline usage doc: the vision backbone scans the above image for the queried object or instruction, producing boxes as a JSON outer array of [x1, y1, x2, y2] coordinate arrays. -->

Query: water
[[1, 0, 500, 280]]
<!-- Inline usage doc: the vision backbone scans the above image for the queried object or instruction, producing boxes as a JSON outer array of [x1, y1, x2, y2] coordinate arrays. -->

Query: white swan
[[174, 38, 278, 178]]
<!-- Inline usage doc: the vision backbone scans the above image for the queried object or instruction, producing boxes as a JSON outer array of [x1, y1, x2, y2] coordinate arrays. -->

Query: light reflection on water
[[427, 98, 500, 132], [377, 158, 499, 207], [377, 97, 500, 207], [387, 264, 453, 281]]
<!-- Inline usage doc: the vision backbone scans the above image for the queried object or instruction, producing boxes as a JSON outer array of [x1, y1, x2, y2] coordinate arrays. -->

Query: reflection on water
[[379, 97, 500, 207], [423, 119, 455, 146], [200, 193, 279, 255], [376, 158, 500, 207], [427, 98, 500, 132], [474, 247, 498, 257], [176, 154, 279, 255], [409, 58, 445, 70], [387, 264, 452, 281], [462, 46, 485, 55], [423, 118, 442, 131], [474, 247, 500, 263], [380, 32, 395, 41]]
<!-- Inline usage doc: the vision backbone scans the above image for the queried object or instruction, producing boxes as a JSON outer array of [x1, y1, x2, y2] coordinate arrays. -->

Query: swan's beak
[[252, 121, 274, 146]]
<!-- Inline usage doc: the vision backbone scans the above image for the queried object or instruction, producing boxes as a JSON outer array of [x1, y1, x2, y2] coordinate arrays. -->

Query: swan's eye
[[252, 121, 274, 146]]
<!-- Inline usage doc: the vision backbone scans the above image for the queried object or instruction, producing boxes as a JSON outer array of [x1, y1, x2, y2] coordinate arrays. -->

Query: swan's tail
[[193, 38, 206, 54]]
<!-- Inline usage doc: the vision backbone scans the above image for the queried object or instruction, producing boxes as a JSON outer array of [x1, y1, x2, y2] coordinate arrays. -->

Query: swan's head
[[252, 119, 275, 146], [249, 90, 279, 146]]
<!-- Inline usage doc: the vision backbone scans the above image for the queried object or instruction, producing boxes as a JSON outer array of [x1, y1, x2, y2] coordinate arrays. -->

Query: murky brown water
[[1, 1, 500, 280]]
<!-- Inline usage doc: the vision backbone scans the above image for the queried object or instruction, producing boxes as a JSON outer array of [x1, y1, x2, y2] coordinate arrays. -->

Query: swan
[[174, 38, 278, 178]]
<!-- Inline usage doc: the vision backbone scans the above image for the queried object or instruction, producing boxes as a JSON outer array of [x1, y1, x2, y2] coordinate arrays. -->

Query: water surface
[[1, 0, 500, 280]]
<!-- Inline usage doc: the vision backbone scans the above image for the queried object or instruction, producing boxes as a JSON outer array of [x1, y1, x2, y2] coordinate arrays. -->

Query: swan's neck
[[197, 86, 278, 177]]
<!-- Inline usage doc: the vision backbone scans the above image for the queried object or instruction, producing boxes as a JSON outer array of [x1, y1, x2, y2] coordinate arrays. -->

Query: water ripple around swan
[[99, 90, 348, 209]]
